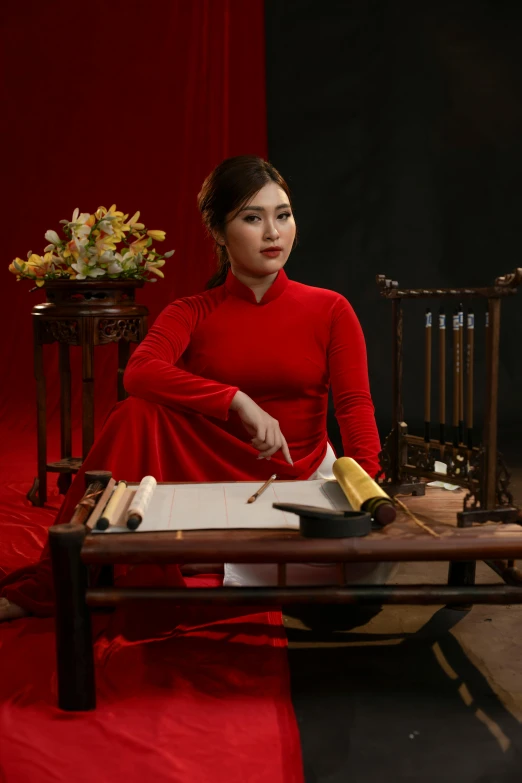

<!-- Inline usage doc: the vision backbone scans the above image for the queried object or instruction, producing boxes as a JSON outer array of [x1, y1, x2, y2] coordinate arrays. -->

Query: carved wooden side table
[[27, 280, 148, 506]]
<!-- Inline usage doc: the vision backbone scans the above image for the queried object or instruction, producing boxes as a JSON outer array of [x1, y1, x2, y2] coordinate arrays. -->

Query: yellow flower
[[26, 253, 51, 278], [62, 240, 80, 260], [95, 233, 118, 255], [97, 205, 126, 244], [128, 237, 149, 257], [124, 211, 145, 232], [144, 258, 166, 277], [111, 223, 127, 243], [107, 204, 125, 218], [147, 230, 166, 242], [9, 257, 27, 275], [26, 253, 45, 267]]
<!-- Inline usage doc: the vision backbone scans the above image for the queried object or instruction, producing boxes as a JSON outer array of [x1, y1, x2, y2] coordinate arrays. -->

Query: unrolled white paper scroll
[[92, 478, 351, 534]]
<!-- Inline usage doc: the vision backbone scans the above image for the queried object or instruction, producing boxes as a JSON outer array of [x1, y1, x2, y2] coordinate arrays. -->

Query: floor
[[285, 447, 522, 782]]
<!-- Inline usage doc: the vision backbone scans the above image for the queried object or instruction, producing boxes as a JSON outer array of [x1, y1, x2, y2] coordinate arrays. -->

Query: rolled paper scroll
[[332, 457, 396, 526], [126, 475, 157, 530], [86, 477, 116, 530], [96, 481, 128, 530]]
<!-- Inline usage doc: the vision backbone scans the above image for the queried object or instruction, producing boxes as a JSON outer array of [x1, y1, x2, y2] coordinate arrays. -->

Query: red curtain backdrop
[[0, 5, 304, 783], [2, 0, 267, 477]]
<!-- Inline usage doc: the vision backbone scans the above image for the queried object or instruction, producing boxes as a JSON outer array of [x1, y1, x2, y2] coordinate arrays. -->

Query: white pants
[[223, 444, 397, 587]]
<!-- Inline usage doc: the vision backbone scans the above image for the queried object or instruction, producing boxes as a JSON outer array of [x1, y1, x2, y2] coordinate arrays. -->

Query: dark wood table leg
[[32, 320, 47, 506], [447, 560, 476, 611], [49, 524, 96, 711], [117, 338, 130, 401], [58, 342, 72, 495], [82, 319, 95, 459]]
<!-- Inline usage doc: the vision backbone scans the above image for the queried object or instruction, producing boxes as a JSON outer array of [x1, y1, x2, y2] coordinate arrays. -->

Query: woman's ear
[[211, 229, 226, 247]]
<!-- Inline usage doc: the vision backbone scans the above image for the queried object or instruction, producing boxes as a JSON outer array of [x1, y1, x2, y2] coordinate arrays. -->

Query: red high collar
[[225, 268, 289, 305]]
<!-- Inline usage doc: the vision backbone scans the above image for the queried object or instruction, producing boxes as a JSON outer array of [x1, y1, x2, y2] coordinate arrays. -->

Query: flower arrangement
[[8, 205, 174, 287]]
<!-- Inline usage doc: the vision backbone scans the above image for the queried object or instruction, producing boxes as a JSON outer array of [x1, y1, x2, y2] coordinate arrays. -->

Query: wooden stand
[[27, 281, 148, 506], [375, 268, 522, 607], [376, 268, 522, 523]]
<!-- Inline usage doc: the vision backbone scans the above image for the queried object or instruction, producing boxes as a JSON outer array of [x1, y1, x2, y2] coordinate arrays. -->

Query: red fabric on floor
[[0, 600, 303, 783]]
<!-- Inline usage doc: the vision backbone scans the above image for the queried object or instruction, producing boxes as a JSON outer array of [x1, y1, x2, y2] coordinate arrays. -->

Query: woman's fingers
[[252, 424, 275, 450], [248, 416, 293, 465], [257, 432, 287, 461], [280, 435, 294, 465]]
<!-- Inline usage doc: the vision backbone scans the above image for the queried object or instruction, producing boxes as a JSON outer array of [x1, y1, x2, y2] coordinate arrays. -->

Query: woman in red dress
[[0, 154, 384, 621]]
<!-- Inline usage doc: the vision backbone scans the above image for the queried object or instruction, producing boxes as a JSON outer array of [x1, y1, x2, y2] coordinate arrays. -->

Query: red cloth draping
[[0, 3, 305, 782]]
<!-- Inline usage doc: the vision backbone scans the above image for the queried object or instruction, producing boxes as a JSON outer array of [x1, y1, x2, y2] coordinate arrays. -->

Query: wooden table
[[48, 487, 522, 711]]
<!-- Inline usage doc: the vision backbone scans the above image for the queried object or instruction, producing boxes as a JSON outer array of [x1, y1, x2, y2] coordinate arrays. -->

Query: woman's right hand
[[230, 391, 293, 465], [0, 597, 28, 622]]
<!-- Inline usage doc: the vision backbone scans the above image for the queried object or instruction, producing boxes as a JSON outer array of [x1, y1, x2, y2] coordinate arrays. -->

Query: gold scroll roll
[[332, 457, 396, 526]]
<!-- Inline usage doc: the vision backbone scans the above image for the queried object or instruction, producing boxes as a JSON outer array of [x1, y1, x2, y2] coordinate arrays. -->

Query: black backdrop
[[265, 0, 522, 456]]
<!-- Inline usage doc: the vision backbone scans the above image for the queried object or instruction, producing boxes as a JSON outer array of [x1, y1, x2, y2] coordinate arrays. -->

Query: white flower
[[107, 261, 123, 275], [44, 229, 61, 245], [71, 261, 106, 280], [118, 251, 138, 272], [69, 209, 93, 241], [71, 238, 90, 263], [97, 219, 115, 235]]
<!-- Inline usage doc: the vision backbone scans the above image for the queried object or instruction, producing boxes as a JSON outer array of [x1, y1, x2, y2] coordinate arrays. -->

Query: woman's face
[[220, 182, 296, 278]]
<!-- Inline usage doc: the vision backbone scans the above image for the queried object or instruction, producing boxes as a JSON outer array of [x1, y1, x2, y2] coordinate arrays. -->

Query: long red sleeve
[[328, 297, 381, 478], [124, 290, 239, 420]]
